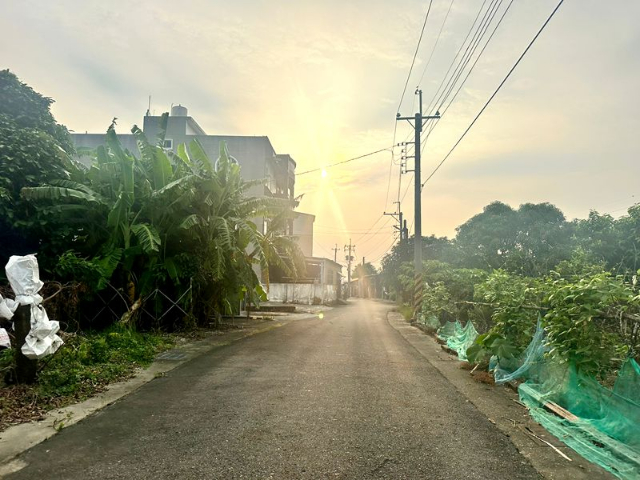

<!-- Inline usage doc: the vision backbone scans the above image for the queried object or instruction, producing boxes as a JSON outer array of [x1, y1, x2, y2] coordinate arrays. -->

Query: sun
[[321, 169, 328, 178]]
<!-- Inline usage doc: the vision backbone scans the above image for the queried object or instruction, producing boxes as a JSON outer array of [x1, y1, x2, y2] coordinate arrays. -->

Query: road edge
[[0, 316, 302, 475], [386, 311, 613, 480]]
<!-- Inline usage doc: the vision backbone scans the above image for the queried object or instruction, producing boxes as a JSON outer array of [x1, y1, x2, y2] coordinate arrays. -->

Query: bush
[[34, 326, 172, 399]]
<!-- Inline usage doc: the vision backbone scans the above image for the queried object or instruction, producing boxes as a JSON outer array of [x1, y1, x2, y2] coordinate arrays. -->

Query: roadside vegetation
[[382, 201, 640, 380], [0, 327, 173, 431], [0, 70, 305, 419]]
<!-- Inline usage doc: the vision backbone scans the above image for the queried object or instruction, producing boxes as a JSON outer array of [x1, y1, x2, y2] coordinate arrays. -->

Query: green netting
[[437, 321, 457, 340], [490, 318, 546, 384], [437, 320, 478, 361], [435, 316, 640, 478], [614, 359, 640, 401], [418, 314, 440, 330], [519, 360, 640, 479]]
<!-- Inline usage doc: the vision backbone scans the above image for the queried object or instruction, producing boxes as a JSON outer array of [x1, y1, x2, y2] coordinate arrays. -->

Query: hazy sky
[[2, 0, 639, 267]]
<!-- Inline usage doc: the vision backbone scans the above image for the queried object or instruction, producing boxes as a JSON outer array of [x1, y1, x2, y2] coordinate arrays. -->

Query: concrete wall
[[267, 283, 337, 305], [293, 212, 315, 257], [72, 133, 139, 167]]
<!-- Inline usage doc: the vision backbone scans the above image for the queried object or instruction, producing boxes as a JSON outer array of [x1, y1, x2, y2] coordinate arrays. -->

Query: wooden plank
[[543, 401, 579, 422]]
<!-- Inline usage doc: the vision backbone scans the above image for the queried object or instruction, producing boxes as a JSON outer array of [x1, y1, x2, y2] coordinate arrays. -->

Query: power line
[[358, 216, 393, 247], [431, 0, 503, 115], [423, 0, 491, 117], [315, 242, 336, 259], [401, 172, 415, 203], [422, 0, 566, 188], [397, 0, 435, 114], [422, 0, 515, 149], [316, 231, 392, 236], [361, 224, 398, 258], [383, 144, 395, 209], [297, 148, 391, 176], [393, 0, 488, 161], [368, 237, 398, 265], [389, 0, 436, 212], [417, 0, 457, 87], [352, 214, 384, 244]]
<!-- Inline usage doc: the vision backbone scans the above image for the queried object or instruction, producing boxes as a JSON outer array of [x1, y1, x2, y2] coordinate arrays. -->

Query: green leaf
[[187, 139, 212, 174], [179, 214, 200, 230], [21, 185, 105, 205], [131, 223, 161, 254]]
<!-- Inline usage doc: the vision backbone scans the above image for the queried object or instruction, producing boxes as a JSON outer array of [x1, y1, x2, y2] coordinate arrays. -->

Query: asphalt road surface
[[7, 300, 541, 479]]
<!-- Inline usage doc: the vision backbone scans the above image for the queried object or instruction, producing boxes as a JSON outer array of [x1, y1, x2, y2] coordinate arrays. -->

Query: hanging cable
[[297, 148, 391, 176], [397, 0, 435, 114], [422, 0, 566, 188], [421, 0, 516, 149], [417, 0, 457, 87]]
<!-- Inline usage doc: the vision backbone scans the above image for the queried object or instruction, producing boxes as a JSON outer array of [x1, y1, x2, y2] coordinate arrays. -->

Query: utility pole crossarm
[[396, 115, 440, 122], [384, 201, 404, 241]]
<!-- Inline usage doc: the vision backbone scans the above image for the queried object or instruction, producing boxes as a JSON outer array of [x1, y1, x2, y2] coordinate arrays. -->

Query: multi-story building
[[73, 105, 295, 214], [71, 106, 342, 302]]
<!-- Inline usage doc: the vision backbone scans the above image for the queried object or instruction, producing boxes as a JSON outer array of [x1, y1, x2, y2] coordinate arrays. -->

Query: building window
[[163, 139, 173, 150]]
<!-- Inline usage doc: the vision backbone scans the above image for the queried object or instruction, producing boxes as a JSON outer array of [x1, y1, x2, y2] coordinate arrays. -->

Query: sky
[[2, 0, 639, 268]]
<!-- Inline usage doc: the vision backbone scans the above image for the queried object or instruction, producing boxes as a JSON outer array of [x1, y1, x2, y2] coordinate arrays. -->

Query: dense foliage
[[382, 199, 640, 379], [352, 261, 378, 279], [0, 70, 78, 265], [0, 71, 304, 332]]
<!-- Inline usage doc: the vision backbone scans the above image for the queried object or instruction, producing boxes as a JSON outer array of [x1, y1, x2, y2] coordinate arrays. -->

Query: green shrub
[[35, 326, 172, 399]]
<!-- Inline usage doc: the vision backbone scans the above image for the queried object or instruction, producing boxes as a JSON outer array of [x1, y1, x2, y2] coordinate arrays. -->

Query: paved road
[[7, 300, 540, 479]]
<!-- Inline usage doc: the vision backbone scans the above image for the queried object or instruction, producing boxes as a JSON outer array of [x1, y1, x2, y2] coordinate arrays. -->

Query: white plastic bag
[[5, 255, 63, 359], [0, 294, 17, 320], [6, 255, 44, 306], [0, 327, 10, 348]]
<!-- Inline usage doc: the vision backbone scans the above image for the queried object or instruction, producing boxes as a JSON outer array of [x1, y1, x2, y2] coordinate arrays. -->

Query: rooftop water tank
[[171, 104, 188, 116]]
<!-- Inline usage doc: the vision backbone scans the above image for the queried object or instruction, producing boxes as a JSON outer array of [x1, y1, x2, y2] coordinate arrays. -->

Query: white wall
[[292, 213, 315, 257], [267, 283, 337, 305]]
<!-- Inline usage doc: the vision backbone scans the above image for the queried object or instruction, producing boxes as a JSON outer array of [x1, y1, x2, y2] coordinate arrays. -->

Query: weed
[[398, 305, 414, 321], [0, 326, 173, 431]]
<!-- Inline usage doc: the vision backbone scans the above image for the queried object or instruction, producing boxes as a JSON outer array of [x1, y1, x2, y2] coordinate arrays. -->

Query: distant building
[[292, 212, 315, 257], [71, 105, 342, 303], [72, 105, 296, 214]]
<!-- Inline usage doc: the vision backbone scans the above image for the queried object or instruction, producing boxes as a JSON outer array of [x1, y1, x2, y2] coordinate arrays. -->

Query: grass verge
[[398, 304, 414, 321], [0, 326, 174, 432]]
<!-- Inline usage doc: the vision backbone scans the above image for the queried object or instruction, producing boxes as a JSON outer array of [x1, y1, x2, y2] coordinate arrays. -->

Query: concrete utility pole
[[396, 89, 440, 276], [332, 244, 339, 263], [384, 201, 404, 241], [397, 89, 440, 318], [344, 240, 355, 298]]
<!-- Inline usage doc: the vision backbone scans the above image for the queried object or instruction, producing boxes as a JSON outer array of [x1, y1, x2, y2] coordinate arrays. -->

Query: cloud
[[2, 0, 639, 264]]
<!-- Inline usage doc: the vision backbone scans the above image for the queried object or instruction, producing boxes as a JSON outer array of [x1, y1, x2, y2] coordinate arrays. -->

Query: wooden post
[[14, 304, 37, 384]]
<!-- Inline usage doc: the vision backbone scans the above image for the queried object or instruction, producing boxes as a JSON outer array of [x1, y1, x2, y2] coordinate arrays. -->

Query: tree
[[507, 202, 574, 276], [0, 70, 78, 269], [380, 234, 453, 298], [352, 262, 377, 280], [454, 201, 574, 276], [611, 204, 640, 275], [454, 201, 518, 271], [23, 113, 307, 328]]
